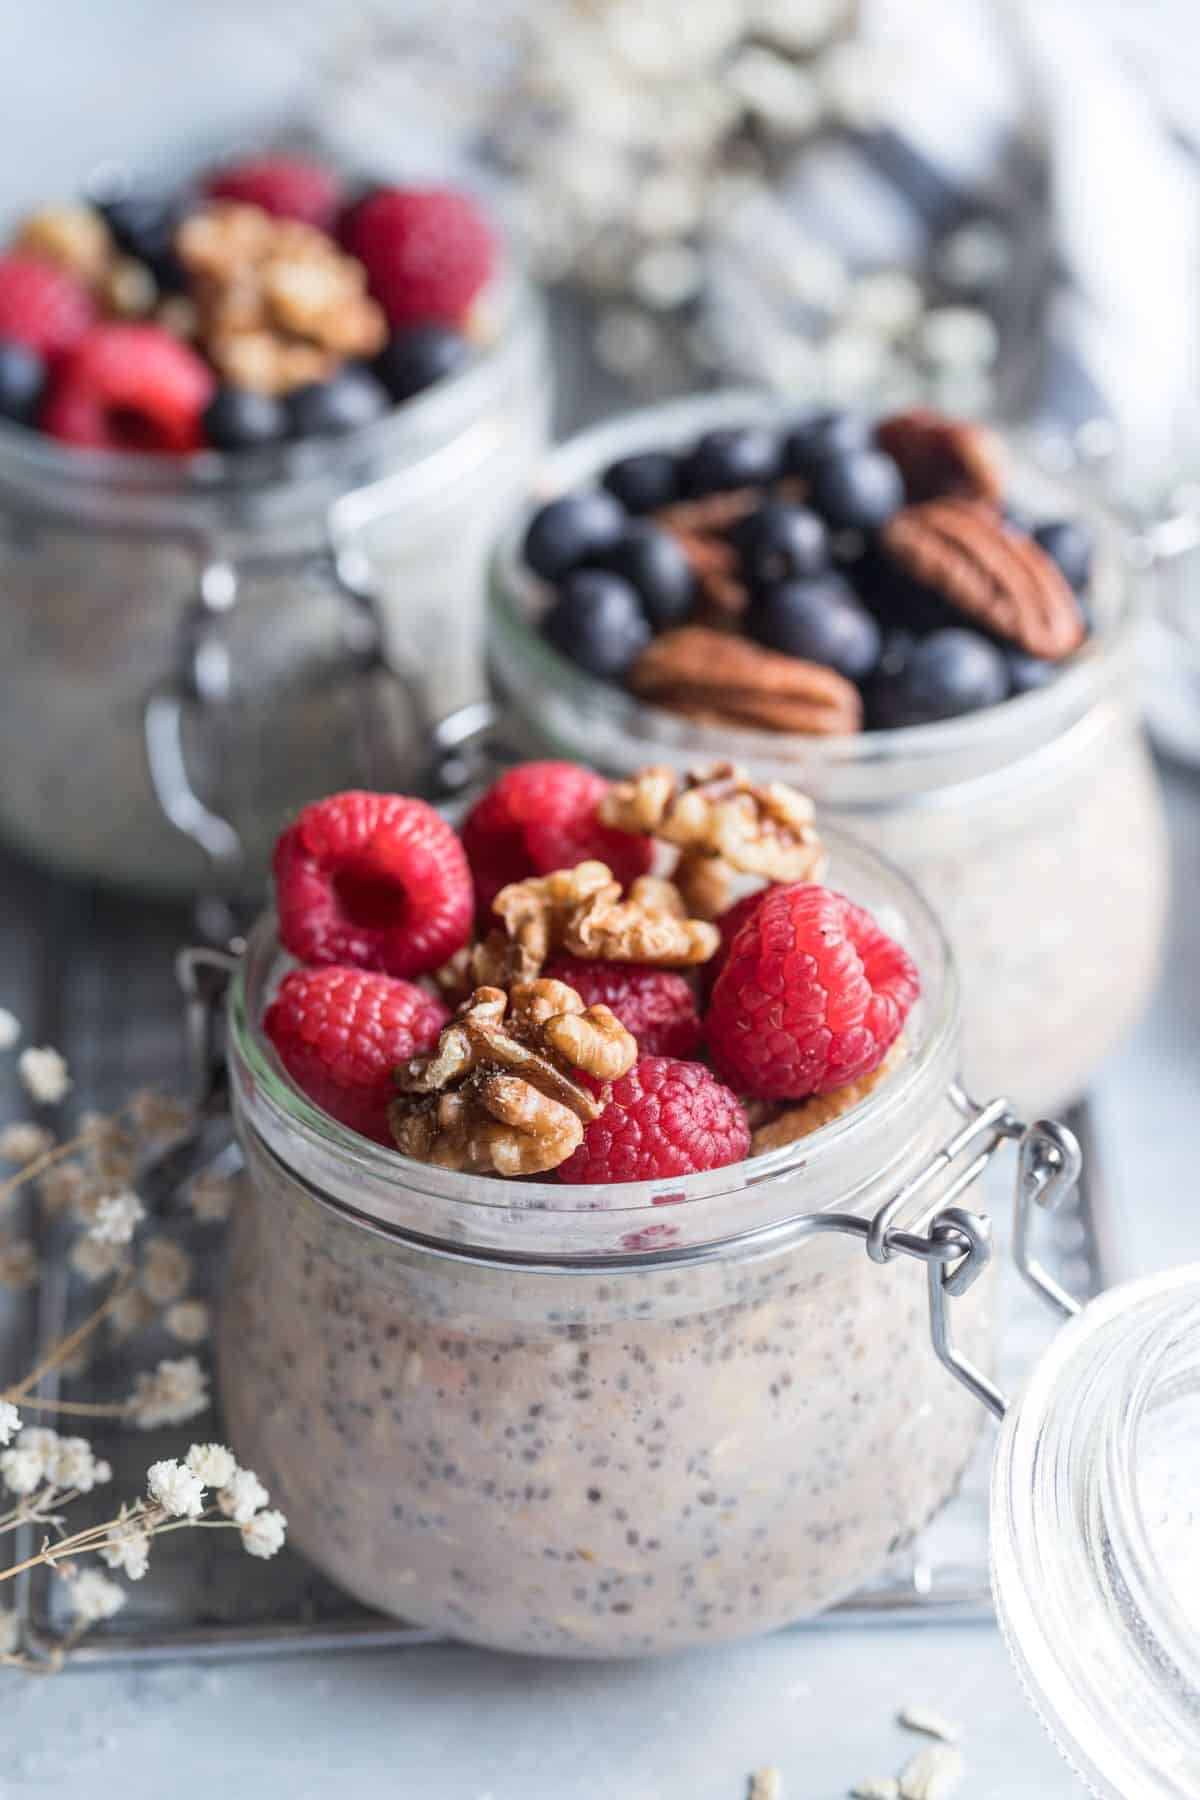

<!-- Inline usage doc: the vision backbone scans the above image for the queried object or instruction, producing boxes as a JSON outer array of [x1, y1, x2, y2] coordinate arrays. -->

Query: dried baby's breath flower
[[49, 1436, 103, 1493], [0, 1122, 54, 1165], [188, 1169, 235, 1224], [18, 1046, 71, 1106], [0, 1446, 44, 1495], [0, 1239, 38, 1291], [241, 1508, 287, 1560], [897, 1707, 960, 1745], [16, 1426, 57, 1465], [90, 1190, 146, 1246], [218, 1466, 268, 1525], [139, 1236, 192, 1306], [164, 1300, 210, 1345], [0, 1008, 20, 1052], [108, 1286, 159, 1341], [127, 1356, 209, 1430], [186, 1442, 236, 1488], [36, 1160, 86, 1216], [78, 1111, 135, 1185], [147, 1457, 206, 1519], [69, 1235, 124, 1284], [62, 1566, 126, 1623], [93, 1459, 112, 1484], [898, 1744, 964, 1800], [0, 1608, 19, 1654], [98, 1517, 151, 1581], [0, 1401, 20, 1446], [127, 1089, 193, 1145]]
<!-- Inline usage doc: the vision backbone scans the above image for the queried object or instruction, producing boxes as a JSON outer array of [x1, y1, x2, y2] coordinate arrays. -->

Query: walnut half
[[600, 762, 827, 887], [491, 862, 718, 974]]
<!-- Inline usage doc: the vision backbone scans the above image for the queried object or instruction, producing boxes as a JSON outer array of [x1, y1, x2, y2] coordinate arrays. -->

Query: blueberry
[[286, 367, 389, 439], [681, 426, 780, 495], [594, 523, 694, 630], [203, 384, 286, 451], [374, 325, 469, 402], [1033, 519, 1092, 592], [783, 410, 870, 476], [746, 574, 881, 681], [868, 627, 1010, 728], [97, 190, 189, 289], [807, 450, 905, 531], [523, 490, 626, 581], [602, 451, 679, 514], [542, 570, 651, 679], [1007, 649, 1059, 695], [733, 502, 830, 586], [0, 341, 44, 425]]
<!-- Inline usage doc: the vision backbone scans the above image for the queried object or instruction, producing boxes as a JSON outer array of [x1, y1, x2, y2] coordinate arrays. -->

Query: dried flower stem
[[4, 1275, 132, 1403], [9, 1397, 131, 1419], [0, 1119, 124, 1208], [0, 1504, 241, 1583]]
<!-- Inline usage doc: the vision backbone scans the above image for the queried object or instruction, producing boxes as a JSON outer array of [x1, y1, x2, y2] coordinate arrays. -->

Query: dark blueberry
[[733, 502, 830, 586], [202, 384, 286, 451], [602, 451, 679, 514], [783, 410, 870, 476], [1002, 503, 1036, 537], [523, 490, 626, 581], [0, 341, 44, 425], [807, 450, 905, 531], [542, 570, 651, 679], [97, 190, 189, 290], [680, 426, 780, 495], [1033, 519, 1093, 592], [286, 367, 389, 439], [746, 574, 881, 681], [594, 523, 694, 631], [374, 325, 469, 402], [868, 627, 1010, 728], [1007, 650, 1059, 695]]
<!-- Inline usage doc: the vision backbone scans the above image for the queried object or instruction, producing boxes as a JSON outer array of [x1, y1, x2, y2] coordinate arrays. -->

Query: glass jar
[[217, 827, 1001, 1658], [0, 275, 548, 898], [485, 393, 1169, 1118]]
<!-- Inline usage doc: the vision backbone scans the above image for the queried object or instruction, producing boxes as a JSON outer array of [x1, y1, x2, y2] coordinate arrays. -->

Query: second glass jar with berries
[[486, 393, 1169, 1117], [0, 157, 549, 895]]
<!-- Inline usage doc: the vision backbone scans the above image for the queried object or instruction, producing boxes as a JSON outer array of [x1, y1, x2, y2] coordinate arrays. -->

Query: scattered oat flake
[[18, 1046, 71, 1106], [0, 1009, 20, 1052], [897, 1707, 960, 1744], [748, 1770, 783, 1800], [0, 1122, 54, 1165], [898, 1744, 964, 1800], [850, 1781, 899, 1800]]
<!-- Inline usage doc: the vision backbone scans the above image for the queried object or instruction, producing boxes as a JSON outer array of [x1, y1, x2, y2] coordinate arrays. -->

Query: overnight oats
[[487, 395, 1168, 1115], [0, 151, 547, 893], [219, 760, 994, 1657]]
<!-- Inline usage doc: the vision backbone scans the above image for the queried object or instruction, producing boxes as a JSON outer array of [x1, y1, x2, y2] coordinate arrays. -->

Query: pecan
[[630, 627, 862, 735], [882, 498, 1085, 659], [391, 982, 637, 1176], [600, 762, 826, 886], [876, 408, 1003, 506], [749, 1042, 906, 1152]]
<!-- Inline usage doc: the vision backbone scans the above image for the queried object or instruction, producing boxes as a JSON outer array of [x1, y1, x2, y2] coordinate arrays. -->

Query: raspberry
[[205, 155, 342, 231], [558, 1056, 750, 1184], [340, 187, 494, 329], [0, 254, 94, 359], [264, 965, 447, 1145], [273, 790, 473, 979], [705, 889, 769, 995], [543, 955, 700, 1059], [41, 323, 213, 453], [461, 762, 653, 918], [705, 883, 919, 1100]]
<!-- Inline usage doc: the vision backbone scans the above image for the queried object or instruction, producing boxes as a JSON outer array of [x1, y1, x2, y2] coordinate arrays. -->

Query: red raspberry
[[0, 254, 95, 359], [264, 965, 447, 1145], [705, 883, 919, 1100], [461, 762, 653, 918], [340, 187, 495, 328], [705, 889, 769, 995], [273, 790, 473, 979], [543, 955, 700, 1059], [205, 155, 342, 231], [559, 1056, 750, 1184], [41, 323, 214, 453]]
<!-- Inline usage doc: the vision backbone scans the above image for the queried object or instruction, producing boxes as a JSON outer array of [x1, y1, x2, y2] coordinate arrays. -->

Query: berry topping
[[461, 761, 654, 917], [594, 522, 694, 630], [374, 323, 468, 402], [1033, 519, 1093, 593], [97, 190, 189, 288], [557, 1056, 750, 1183], [542, 569, 652, 679], [523, 490, 626, 581], [202, 384, 286, 451], [205, 155, 342, 231], [867, 627, 1010, 728], [284, 366, 389, 439], [705, 888, 770, 993], [602, 450, 679, 514], [681, 425, 780, 495], [783, 409, 871, 474], [543, 955, 701, 1059], [705, 883, 919, 1099], [806, 448, 905, 531], [341, 186, 495, 329], [746, 573, 881, 680], [0, 341, 45, 424], [264, 965, 447, 1145], [0, 254, 95, 359], [273, 790, 473, 978], [1006, 648, 1058, 695], [733, 501, 830, 585], [40, 323, 213, 453]]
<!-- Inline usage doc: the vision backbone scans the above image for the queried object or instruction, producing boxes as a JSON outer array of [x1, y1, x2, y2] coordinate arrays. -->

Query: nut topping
[[601, 762, 827, 885], [749, 1042, 906, 1152], [882, 498, 1085, 659], [630, 626, 863, 735], [876, 408, 1003, 506], [492, 861, 718, 972]]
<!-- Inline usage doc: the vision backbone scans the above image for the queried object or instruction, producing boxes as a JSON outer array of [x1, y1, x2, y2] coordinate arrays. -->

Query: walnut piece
[[600, 762, 826, 885], [750, 1042, 906, 1152], [15, 204, 112, 285], [490, 860, 717, 972], [390, 981, 637, 1176]]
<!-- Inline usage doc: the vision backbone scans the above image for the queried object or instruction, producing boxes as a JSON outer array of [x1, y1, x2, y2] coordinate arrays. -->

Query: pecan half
[[749, 1042, 906, 1152], [601, 762, 826, 886], [882, 499, 1085, 659], [876, 408, 1003, 506], [630, 627, 862, 735]]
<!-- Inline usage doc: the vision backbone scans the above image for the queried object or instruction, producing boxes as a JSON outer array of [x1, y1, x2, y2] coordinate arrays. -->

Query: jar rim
[[227, 822, 961, 1260]]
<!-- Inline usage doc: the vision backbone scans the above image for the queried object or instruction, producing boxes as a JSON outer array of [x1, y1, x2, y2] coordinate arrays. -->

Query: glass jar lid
[[991, 1263, 1200, 1798]]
